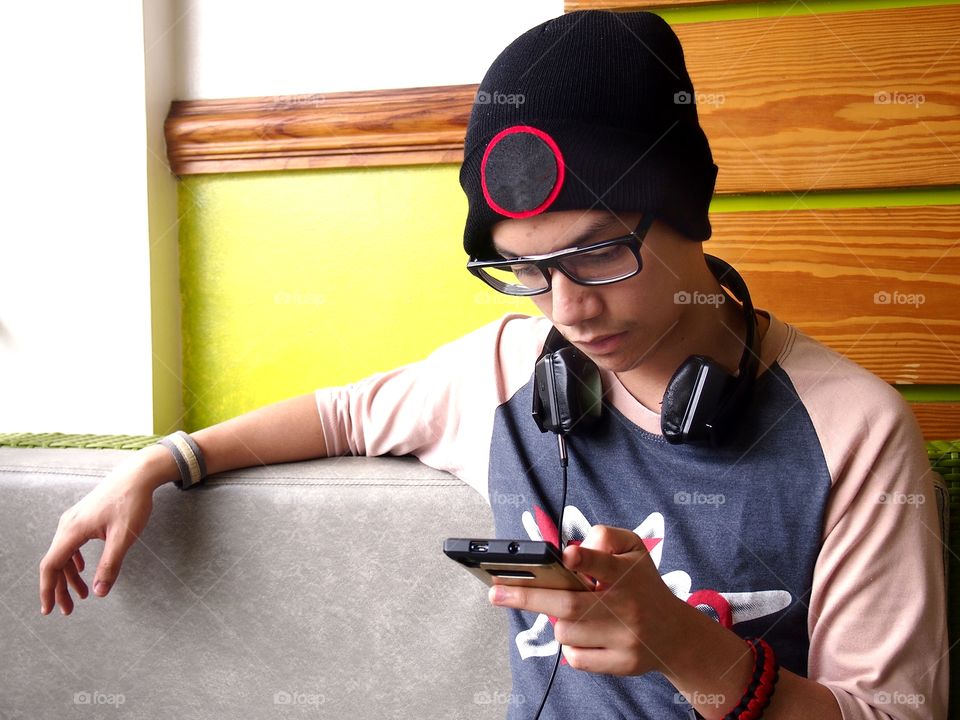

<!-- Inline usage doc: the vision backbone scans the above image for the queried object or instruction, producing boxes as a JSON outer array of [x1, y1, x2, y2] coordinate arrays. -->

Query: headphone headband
[[703, 255, 761, 428]]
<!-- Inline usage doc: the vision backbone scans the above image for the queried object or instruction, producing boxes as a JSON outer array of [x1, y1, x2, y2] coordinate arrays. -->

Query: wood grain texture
[[164, 6, 960, 187], [164, 86, 475, 175], [707, 205, 960, 385], [909, 403, 960, 441], [676, 5, 960, 192]]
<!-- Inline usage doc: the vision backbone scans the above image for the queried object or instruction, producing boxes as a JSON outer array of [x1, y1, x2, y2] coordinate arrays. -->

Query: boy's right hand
[[38, 446, 176, 616]]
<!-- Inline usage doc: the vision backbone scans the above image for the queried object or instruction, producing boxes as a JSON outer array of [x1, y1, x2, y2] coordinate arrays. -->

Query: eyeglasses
[[467, 214, 654, 296]]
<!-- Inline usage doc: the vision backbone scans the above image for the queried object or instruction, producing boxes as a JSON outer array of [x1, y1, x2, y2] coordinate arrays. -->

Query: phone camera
[[507, 542, 520, 554]]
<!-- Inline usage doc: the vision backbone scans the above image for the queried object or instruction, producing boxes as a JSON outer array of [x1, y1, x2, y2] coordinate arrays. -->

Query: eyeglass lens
[[482, 243, 639, 293]]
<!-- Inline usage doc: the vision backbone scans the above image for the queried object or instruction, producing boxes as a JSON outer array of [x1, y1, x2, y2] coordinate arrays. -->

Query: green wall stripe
[[709, 187, 960, 213], [896, 386, 960, 403], [656, 0, 960, 25], [425, 169, 960, 212]]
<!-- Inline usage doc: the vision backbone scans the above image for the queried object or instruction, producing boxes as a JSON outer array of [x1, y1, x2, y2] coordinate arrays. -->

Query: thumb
[[93, 525, 137, 596]]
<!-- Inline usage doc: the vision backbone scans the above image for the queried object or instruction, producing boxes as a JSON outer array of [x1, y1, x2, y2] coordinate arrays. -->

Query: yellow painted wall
[[178, 166, 533, 429], [178, 166, 960, 429]]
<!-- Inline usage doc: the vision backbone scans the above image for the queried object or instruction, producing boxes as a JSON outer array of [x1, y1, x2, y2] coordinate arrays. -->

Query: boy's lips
[[573, 332, 626, 354]]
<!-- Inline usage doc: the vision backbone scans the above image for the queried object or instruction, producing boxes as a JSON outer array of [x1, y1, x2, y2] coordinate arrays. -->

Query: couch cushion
[[0, 448, 512, 719]]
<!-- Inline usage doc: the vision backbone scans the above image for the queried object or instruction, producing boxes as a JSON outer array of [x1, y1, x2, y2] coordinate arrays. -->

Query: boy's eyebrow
[[492, 215, 626, 258]]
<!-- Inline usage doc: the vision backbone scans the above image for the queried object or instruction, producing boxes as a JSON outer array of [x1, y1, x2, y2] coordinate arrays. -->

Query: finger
[[561, 645, 631, 675], [579, 524, 646, 555], [488, 584, 591, 620], [552, 618, 610, 649], [39, 563, 55, 616], [93, 524, 138, 597], [565, 529, 649, 585], [64, 558, 89, 600], [564, 545, 629, 585], [39, 529, 86, 615], [54, 572, 74, 616], [72, 549, 85, 573]]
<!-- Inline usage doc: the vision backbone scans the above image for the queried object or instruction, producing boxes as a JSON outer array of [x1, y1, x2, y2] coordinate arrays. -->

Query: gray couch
[[0, 448, 511, 719]]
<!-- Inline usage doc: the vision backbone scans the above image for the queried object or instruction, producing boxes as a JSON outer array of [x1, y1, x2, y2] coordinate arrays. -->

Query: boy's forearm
[[133, 392, 329, 493], [189, 392, 328, 476]]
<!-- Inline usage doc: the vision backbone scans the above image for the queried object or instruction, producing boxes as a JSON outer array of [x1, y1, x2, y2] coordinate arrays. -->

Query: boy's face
[[491, 210, 704, 375]]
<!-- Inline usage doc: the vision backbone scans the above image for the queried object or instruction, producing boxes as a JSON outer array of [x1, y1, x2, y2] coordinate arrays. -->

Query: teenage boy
[[40, 10, 946, 720]]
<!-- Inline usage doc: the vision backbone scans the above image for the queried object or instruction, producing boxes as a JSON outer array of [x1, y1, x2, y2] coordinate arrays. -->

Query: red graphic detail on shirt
[[534, 505, 560, 549], [686, 589, 734, 628]]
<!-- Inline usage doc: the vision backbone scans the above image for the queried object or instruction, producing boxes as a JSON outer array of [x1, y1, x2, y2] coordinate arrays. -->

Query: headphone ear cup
[[661, 356, 732, 444], [661, 358, 698, 443], [532, 345, 603, 435], [532, 354, 559, 433], [552, 346, 602, 434]]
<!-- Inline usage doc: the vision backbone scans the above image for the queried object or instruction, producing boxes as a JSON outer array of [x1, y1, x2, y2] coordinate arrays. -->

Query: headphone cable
[[532, 434, 570, 720]]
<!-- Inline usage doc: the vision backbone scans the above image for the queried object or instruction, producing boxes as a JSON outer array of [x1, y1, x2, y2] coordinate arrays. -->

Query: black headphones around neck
[[531, 255, 760, 447]]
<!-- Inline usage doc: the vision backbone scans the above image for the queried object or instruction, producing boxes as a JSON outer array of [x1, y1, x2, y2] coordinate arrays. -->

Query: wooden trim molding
[[164, 85, 476, 176]]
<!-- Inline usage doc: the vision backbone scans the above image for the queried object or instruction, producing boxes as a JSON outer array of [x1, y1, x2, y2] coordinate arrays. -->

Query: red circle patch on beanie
[[480, 125, 565, 218]]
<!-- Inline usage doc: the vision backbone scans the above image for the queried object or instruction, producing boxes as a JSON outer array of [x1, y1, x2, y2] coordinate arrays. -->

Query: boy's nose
[[548, 271, 602, 328]]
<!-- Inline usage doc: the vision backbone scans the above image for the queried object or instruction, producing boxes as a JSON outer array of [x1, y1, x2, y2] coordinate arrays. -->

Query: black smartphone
[[443, 538, 596, 591]]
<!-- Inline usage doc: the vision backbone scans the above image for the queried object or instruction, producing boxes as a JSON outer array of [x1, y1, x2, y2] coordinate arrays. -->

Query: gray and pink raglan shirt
[[315, 310, 948, 720]]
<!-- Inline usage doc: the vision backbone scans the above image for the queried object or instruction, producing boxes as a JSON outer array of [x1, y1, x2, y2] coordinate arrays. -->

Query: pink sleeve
[[314, 313, 550, 500], [779, 327, 948, 719]]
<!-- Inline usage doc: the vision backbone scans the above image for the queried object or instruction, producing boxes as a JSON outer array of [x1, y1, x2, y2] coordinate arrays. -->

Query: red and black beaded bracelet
[[721, 637, 779, 720]]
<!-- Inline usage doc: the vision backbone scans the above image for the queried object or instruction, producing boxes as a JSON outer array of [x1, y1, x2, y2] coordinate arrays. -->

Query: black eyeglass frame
[[466, 214, 655, 297]]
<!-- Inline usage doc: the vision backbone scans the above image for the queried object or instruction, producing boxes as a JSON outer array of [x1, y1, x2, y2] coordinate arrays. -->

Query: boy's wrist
[[131, 443, 182, 491]]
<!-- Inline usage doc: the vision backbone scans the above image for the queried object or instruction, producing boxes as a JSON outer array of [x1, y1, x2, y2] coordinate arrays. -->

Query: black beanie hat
[[460, 10, 718, 260]]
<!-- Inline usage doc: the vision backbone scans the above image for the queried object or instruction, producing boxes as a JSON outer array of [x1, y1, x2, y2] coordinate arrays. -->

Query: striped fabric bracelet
[[158, 431, 207, 490]]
